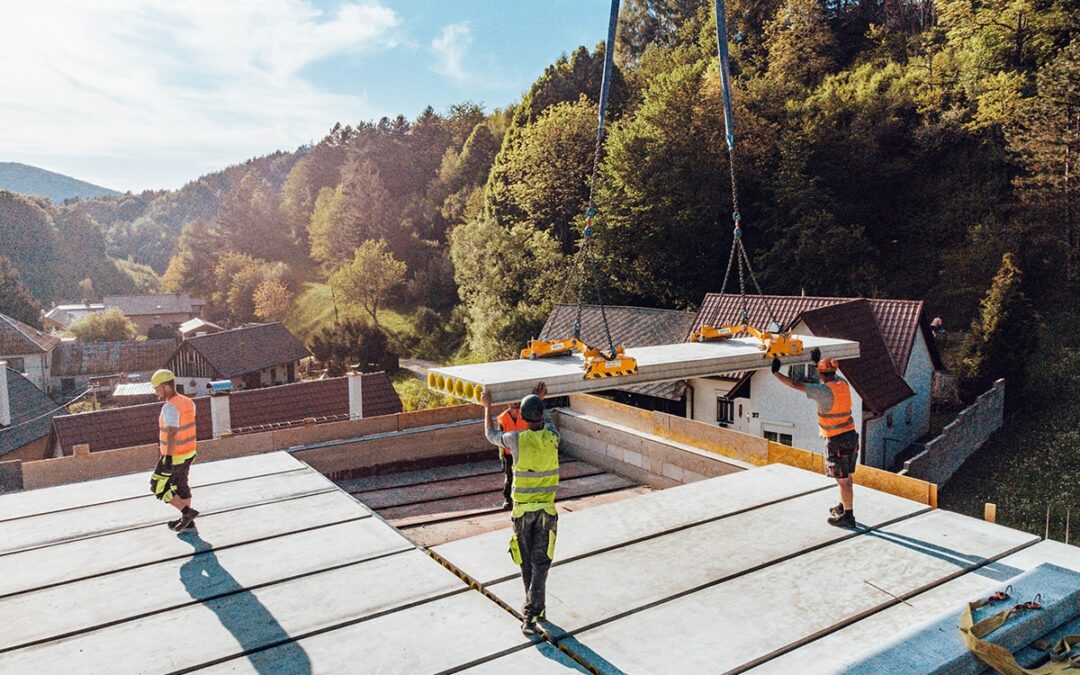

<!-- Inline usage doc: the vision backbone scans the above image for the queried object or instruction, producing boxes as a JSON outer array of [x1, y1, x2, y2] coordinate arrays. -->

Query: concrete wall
[[556, 409, 750, 489], [3, 351, 50, 392], [14, 403, 491, 490], [902, 379, 1005, 485]]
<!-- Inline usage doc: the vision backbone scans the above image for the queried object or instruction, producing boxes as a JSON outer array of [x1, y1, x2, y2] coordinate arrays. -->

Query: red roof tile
[[52, 373, 403, 452], [52, 396, 212, 456], [0, 313, 60, 354], [51, 339, 176, 377], [800, 301, 915, 413]]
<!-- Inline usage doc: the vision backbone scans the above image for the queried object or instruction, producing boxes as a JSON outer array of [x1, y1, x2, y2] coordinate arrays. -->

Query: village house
[[0, 362, 59, 461], [42, 303, 105, 332], [686, 294, 944, 470], [0, 313, 60, 392], [103, 293, 205, 336], [165, 323, 310, 395], [49, 339, 177, 397]]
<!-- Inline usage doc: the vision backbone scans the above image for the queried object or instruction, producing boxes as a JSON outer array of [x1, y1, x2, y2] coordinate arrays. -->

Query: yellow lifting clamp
[[690, 324, 804, 359], [520, 338, 638, 380], [521, 338, 585, 360]]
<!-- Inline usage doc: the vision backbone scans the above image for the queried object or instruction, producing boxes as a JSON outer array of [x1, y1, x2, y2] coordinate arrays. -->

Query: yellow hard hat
[[151, 369, 176, 387]]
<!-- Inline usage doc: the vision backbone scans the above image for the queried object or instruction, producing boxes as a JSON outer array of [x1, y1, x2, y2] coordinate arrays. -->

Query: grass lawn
[[283, 282, 412, 343], [938, 309, 1080, 539]]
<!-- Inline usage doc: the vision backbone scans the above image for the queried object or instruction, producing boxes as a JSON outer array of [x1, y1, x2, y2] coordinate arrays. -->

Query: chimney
[[0, 361, 11, 427], [348, 372, 364, 420]]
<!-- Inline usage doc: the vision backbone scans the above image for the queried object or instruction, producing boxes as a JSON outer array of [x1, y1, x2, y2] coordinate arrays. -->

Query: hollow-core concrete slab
[[0, 452, 305, 521], [0, 468, 336, 554], [432, 463, 832, 585], [0, 518, 414, 652], [0, 489, 368, 597], [430, 336, 859, 403], [566, 509, 1039, 674], [485, 485, 929, 628]]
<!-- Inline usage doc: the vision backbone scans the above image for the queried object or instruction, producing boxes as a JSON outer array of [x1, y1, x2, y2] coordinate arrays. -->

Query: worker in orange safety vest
[[496, 399, 530, 510], [772, 349, 859, 528], [150, 369, 200, 532]]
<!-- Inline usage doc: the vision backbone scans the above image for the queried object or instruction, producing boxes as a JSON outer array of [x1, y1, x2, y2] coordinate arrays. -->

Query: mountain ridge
[[0, 162, 120, 203]]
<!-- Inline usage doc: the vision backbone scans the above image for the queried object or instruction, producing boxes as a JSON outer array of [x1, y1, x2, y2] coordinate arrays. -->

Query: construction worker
[[772, 350, 858, 528], [481, 383, 558, 637], [496, 399, 529, 510], [150, 369, 200, 532]]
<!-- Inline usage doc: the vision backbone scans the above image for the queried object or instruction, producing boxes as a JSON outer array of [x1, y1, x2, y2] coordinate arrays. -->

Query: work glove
[[810, 348, 821, 364], [771, 358, 781, 374]]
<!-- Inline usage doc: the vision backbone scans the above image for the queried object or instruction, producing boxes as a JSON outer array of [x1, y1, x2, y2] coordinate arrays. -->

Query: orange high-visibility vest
[[497, 408, 529, 456], [817, 380, 856, 438], [160, 394, 197, 461]]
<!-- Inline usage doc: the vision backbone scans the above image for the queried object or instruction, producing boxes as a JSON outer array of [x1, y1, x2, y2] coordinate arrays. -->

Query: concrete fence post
[[348, 372, 364, 420], [210, 392, 232, 439], [0, 361, 10, 427]]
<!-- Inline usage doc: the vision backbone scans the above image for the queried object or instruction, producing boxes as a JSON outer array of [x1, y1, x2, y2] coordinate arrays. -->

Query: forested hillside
[[0, 163, 119, 203], [2, 0, 1075, 369]]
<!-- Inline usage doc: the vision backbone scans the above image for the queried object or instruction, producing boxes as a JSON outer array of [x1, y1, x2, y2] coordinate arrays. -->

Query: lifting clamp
[[689, 323, 804, 359], [521, 338, 638, 380]]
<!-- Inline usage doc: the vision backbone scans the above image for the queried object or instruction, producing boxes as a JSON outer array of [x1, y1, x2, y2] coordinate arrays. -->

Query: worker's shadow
[[178, 530, 312, 675], [536, 621, 628, 674]]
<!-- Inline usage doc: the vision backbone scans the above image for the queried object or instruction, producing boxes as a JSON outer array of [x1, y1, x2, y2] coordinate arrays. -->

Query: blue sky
[[0, 1, 613, 193]]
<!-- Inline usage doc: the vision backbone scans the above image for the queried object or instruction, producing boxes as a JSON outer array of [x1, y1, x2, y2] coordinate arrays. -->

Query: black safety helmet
[[520, 394, 544, 422]]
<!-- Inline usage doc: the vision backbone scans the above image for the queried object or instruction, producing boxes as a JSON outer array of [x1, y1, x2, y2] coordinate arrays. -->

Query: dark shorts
[[825, 431, 858, 479], [171, 456, 194, 500]]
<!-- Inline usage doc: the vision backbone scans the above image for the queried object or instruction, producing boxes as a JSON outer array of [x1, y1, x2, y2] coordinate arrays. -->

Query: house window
[[61, 378, 75, 394], [788, 364, 819, 383], [716, 398, 734, 425], [6, 357, 25, 372], [764, 431, 793, 446]]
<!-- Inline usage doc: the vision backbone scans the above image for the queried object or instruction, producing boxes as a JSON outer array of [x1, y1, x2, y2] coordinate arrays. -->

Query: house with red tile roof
[[0, 313, 61, 392], [688, 294, 944, 470]]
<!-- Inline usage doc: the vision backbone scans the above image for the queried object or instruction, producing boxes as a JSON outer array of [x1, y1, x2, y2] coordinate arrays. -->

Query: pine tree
[[959, 253, 1040, 407]]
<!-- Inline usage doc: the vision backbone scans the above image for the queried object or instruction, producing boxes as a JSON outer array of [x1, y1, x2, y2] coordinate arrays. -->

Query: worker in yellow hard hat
[[772, 350, 859, 528], [149, 369, 200, 531]]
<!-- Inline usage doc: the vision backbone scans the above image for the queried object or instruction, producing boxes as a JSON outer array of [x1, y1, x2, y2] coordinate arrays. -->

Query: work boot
[[829, 502, 845, 518], [521, 617, 540, 637], [174, 508, 200, 532], [167, 518, 182, 530], [827, 510, 856, 528]]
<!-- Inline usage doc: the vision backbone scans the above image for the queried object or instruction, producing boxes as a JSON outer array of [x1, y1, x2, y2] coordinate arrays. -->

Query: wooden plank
[[0, 490, 370, 597], [0, 468, 337, 555], [0, 452, 304, 521], [0, 550, 466, 674], [430, 336, 860, 403], [0, 519, 413, 652]]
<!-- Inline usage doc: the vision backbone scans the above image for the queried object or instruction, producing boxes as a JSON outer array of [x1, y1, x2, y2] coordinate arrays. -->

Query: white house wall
[[8, 352, 50, 392], [862, 330, 936, 469], [904, 330, 935, 441]]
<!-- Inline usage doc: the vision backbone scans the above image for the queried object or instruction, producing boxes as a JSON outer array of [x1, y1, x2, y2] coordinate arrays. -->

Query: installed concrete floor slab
[[196, 591, 539, 675], [567, 509, 1039, 674], [749, 539, 1080, 674], [0, 452, 305, 521], [0, 518, 413, 652], [431, 336, 859, 403], [0, 490, 366, 597], [485, 485, 929, 627], [432, 463, 832, 585], [0, 468, 337, 554]]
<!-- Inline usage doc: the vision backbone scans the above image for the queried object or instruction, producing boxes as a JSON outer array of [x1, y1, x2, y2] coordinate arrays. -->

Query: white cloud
[[431, 22, 472, 81], [0, 1, 402, 191]]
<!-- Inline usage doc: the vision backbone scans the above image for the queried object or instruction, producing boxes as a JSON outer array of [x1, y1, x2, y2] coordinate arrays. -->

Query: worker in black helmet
[[481, 382, 559, 637]]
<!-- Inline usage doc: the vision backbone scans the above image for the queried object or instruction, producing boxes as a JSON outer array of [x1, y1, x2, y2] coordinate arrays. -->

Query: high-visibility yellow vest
[[511, 429, 559, 517], [160, 394, 197, 462], [818, 380, 856, 438]]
